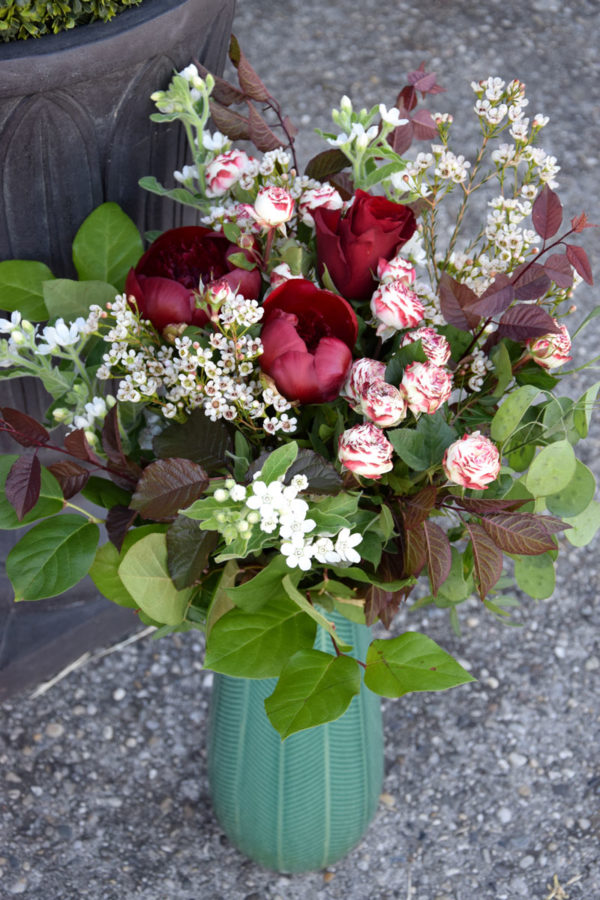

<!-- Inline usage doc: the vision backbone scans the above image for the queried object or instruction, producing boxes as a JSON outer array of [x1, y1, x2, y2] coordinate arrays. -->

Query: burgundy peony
[[260, 279, 358, 404], [126, 226, 261, 332], [313, 189, 417, 301]]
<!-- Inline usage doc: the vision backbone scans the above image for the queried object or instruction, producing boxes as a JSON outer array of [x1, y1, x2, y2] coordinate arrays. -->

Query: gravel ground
[[2, 1, 599, 898]]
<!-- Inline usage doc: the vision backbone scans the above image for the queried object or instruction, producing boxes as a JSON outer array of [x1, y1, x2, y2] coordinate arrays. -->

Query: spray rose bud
[[401, 327, 451, 367], [360, 381, 407, 428], [269, 263, 303, 290], [370, 281, 424, 340], [376, 255, 416, 285], [527, 321, 572, 369], [253, 186, 295, 227], [401, 361, 453, 414], [443, 431, 501, 490], [298, 185, 344, 227], [205, 149, 252, 197], [338, 422, 394, 480], [341, 357, 387, 409]]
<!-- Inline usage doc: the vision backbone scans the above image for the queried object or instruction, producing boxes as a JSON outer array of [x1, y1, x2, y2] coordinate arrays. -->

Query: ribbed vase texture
[[207, 612, 383, 873]]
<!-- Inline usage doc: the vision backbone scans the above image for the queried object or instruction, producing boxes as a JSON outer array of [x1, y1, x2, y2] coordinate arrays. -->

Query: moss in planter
[[0, 0, 143, 42]]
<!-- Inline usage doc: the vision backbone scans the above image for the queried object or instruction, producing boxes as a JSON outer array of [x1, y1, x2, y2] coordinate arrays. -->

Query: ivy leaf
[[46, 461, 90, 500], [466, 521, 504, 600], [531, 185, 563, 239], [1, 408, 50, 447], [264, 651, 361, 739], [364, 632, 475, 698], [166, 516, 218, 590], [130, 458, 209, 521], [5, 454, 41, 520]]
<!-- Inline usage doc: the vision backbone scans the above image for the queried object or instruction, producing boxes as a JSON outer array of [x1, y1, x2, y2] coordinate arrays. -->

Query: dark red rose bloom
[[314, 189, 417, 302], [260, 279, 358, 404], [125, 226, 261, 332]]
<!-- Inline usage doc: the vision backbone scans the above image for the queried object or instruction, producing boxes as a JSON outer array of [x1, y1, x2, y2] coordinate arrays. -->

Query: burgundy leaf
[[282, 115, 299, 139], [466, 521, 504, 601], [406, 63, 445, 95], [64, 429, 103, 465], [195, 62, 246, 106], [388, 121, 414, 155], [438, 272, 481, 330], [496, 304, 561, 342], [570, 212, 596, 233], [1, 408, 50, 447], [5, 454, 42, 520], [247, 103, 285, 152], [531, 185, 563, 239], [456, 497, 530, 515], [209, 101, 250, 141], [410, 108, 439, 140], [480, 513, 556, 556], [565, 244, 593, 285], [305, 148, 350, 181], [422, 520, 452, 596], [543, 253, 573, 289], [467, 274, 514, 317], [106, 505, 137, 551], [536, 514, 572, 535], [328, 171, 355, 201], [46, 461, 90, 500], [511, 262, 552, 301], [396, 85, 418, 112], [130, 458, 209, 522], [404, 523, 427, 576], [101, 405, 126, 466], [167, 516, 218, 590], [236, 50, 272, 103], [402, 485, 438, 529], [364, 584, 404, 629]]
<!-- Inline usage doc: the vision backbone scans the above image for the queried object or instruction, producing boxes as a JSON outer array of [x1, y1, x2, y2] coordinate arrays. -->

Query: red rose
[[260, 279, 358, 404], [126, 226, 261, 332], [314, 189, 417, 301]]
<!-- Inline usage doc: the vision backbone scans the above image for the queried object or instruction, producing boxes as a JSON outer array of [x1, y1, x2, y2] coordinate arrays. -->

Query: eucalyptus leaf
[[491, 384, 540, 443], [526, 440, 576, 496], [513, 552, 555, 599], [563, 500, 600, 547]]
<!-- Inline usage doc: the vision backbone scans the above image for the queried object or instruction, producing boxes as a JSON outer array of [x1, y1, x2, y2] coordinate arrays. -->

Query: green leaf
[[491, 342, 513, 398], [43, 279, 117, 321], [138, 176, 205, 210], [282, 575, 352, 651], [72, 202, 143, 292], [226, 554, 292, 612], [0, 260, 53, 320], [388, 411, 457, 471], [491, 384, 540, 442], [507, 443, 536, 472], [81, 476, 132, 510], [364, 632, 476, 697], [89, 541, 137, 608], [436, 547, 474, 604], [153, 410, 231, 470], [259, 442, 299, 485], [545, 460, 596, 517], [563, 500, 600, 547], [226, 251, 256, 271], [0, 456, 64, 528], [264, 650, 361, 738], [7, 514, 99, 601], [203, 594, 317, 678], [206, 560, 239, 634], [118, 532, 193, 625], [525, 440, 576, 496], [572, 380, 600, 439], [385, 340, 427, 385], [513, 552, 555, 599]]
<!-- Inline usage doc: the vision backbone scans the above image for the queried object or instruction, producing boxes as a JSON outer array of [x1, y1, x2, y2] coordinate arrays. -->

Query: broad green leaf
[[206, 561, 239, 634], [264, 650, 361, 739], [491, 341, 513, 398], [513, 552, 555, 599], [491, 384, 540, 442], [388, 411, 456, 471], [545, 460, 596, 517], [0, 260, 53, 320], [118, 532, 193, 625], [387, 427, 429, 470], [525, 440, 576, 496], [89, 541, 137, 608], [437, 547, 474, 604], [7, 514, 99, 601], [364, 632, 476, 697], [572, 381, 600, 439], [203, 593, 316, 678], [0, 456, 63, 528], [43, 279, 117, 321], [226, 554, 292, 612], [563, 500, 600, 547], [259, 442, 299, 485], [72, 202, 143, 291], [507, 443, 536, 472], [282, 575, 352, 651], [81, 476, 132, 510]]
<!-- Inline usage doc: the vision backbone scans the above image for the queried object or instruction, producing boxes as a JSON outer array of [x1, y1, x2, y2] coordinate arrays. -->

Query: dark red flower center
[[146, 236, 228, 289], [295, 312, 333, 352]]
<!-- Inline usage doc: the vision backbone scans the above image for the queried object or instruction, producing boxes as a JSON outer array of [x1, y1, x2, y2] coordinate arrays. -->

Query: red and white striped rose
[[253, 186, 295, 227], [370, 281, 424, 340], [527, 321, 572, 369], [443, 431, 501, 490], [341, 357, 387, 409], [298, 185, 344, 227], [401, 327, 451, 367], [376, 254, 416, 285], [360, 381, 407, 428], [205, 150, 252, 197], [338, 422, 394, 480], [401, 361, 453, 414]]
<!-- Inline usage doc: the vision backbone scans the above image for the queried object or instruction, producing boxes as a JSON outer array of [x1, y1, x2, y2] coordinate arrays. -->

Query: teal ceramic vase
[[207, 611, 383, 873]]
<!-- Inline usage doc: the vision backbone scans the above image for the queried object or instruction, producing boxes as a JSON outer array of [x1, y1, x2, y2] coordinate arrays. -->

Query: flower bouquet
[[1, 39, 598, 867]]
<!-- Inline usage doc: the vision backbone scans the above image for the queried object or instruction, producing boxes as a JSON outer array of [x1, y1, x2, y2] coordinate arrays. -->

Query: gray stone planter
[[0, 0, 236, 699]]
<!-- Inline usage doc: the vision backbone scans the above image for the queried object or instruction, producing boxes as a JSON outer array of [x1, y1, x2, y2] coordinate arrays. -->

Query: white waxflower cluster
[[91, 293, 296, 434], [522, 145, 560, 188], [71, 396, 113, 431], [0, 311, 37, 361], [328, 122, 378, 150], [471, 77, 528, 129], [431, 145, 472, 184], [466, 348, 493, 392], [214, 474, 362, 571]]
